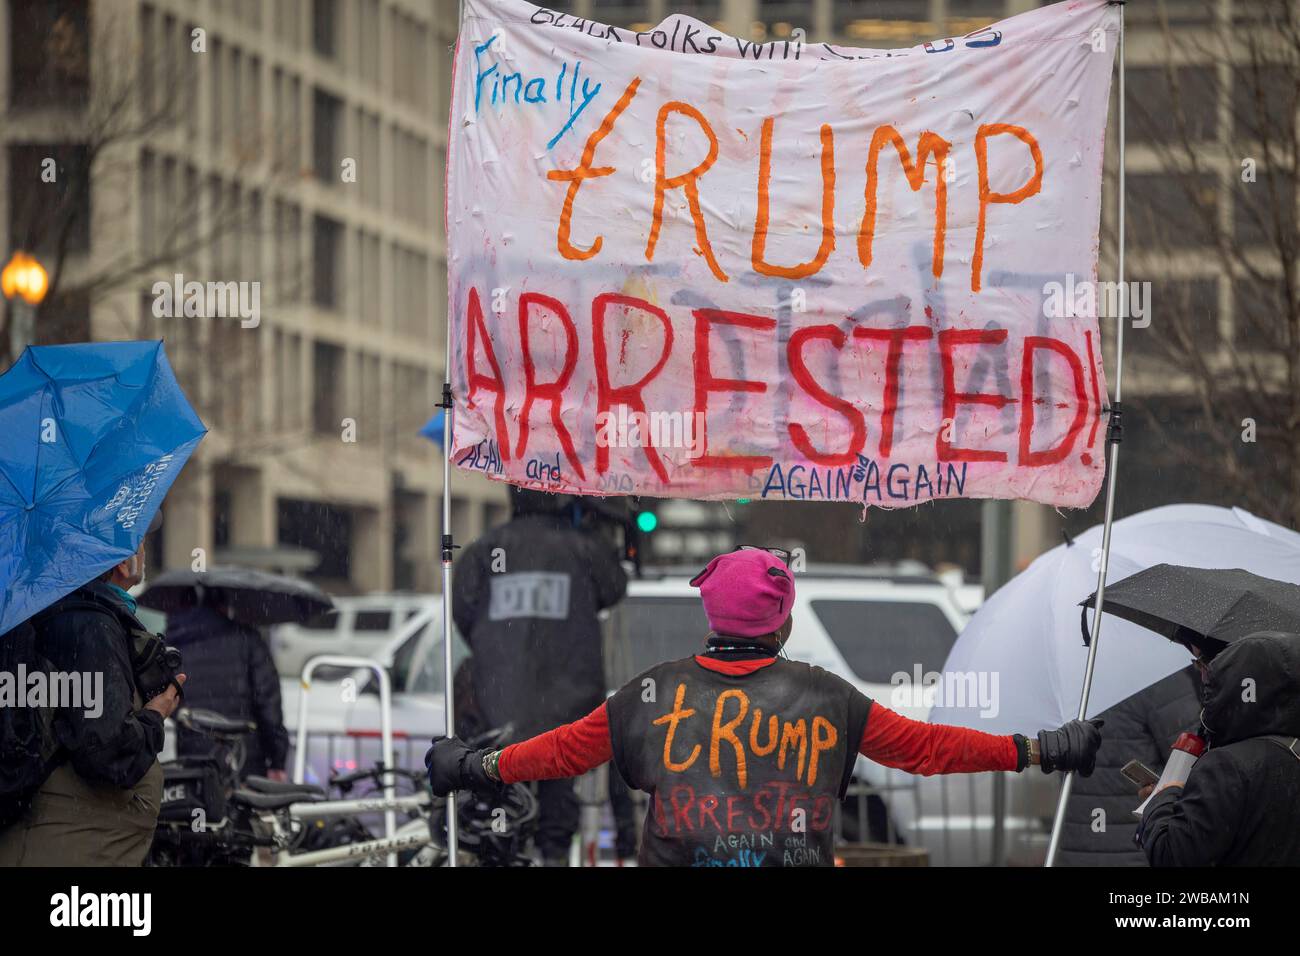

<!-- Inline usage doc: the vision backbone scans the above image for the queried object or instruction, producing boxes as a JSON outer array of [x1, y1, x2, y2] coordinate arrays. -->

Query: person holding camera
[[0, 533, 186, 867]]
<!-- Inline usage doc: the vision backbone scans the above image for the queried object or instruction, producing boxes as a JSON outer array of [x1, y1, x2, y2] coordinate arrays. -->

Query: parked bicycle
[[149, 707, 317, 866], [149, 713, 537, 866]]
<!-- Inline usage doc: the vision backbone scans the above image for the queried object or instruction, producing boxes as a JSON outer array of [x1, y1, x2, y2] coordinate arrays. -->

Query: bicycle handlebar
[[330, 763, 427, 791]]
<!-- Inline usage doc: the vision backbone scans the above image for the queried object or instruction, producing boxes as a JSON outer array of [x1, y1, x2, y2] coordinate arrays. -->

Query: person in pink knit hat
[[427, 546, 1101, 867]]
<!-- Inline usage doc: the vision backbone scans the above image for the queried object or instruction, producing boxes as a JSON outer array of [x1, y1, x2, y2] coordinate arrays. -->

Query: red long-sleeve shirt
[[498, 656, 1019, 784]]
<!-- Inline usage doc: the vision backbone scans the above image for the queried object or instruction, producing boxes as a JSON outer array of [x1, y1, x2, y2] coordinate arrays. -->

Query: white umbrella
[[930, 504, 1300, 734]]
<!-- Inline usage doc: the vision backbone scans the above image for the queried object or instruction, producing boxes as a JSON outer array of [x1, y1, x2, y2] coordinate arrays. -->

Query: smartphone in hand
[[1121, 758, 1159, 790]]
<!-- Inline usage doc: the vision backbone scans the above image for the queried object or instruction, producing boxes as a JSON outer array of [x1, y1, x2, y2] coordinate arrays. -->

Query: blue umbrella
[[419, 409, 446, 447], [0, 341, 206, 635]]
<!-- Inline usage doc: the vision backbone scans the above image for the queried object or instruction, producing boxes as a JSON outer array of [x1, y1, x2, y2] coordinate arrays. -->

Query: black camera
[[131, 631, 184, 701]]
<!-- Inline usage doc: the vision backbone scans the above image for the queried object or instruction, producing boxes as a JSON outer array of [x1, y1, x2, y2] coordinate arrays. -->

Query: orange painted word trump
[[653, 682, 839, 790]]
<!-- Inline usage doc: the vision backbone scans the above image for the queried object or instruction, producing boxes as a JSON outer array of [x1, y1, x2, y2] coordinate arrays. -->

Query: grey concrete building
[[2, 0, 508, 594]]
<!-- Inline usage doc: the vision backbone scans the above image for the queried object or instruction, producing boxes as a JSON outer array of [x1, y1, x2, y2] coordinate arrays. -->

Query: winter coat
[[453, 513, 628, 741], [1139, 631, 1300, 866], [0, 581, 165, 865], [166, 605, 290, 777], [1057, 666, 1201, 866]]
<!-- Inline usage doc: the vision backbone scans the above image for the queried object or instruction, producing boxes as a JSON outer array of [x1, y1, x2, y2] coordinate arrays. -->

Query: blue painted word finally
[[473, 35, 603, 149]]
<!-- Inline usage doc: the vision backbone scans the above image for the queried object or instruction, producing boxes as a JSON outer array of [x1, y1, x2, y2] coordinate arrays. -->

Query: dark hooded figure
[[452, 488, 628, 864], [1138, 631, 1300, 866], [166, 603, 289, 780]]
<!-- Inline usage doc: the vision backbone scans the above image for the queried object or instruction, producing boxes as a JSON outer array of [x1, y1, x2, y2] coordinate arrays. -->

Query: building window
[[1127, 66, 1218, 145], [213, 490, 232, 549], [312, 0, 339, 58], [8, 0, 90, 108], [313, 88, 343, 183], [360, 352, 381, 446], [279, 332, 302, 430], [312, 341, 345, 434], [312, 214, 343, 309], [8, 143, 92, 254], [358, 0, 381, 87], [358, 230, 381, 324], [275, 199, 302, 303], [1128, 172, 1218, 251], [1232, 65, 1292, 144], [1233, 279, 1287, 353], [1135, 278, 1221, 362], [1234, 171, 1295, 248], [279, 498, 352, 582]]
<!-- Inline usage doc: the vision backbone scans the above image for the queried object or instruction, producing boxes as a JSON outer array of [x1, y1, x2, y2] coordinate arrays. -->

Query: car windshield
[[299, 609, 338, 631], [352, 610, 392, 631], [810, 599, 957, 684], [405, 625, 470, 695]]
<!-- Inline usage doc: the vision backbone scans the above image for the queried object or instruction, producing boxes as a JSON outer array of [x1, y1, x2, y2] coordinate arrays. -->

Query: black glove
[[1037, 718, 1104, 775], [425, 736, 500, 797]]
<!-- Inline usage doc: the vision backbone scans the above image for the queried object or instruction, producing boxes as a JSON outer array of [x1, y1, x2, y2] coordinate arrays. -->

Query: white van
[[271, 593, 439, 679]]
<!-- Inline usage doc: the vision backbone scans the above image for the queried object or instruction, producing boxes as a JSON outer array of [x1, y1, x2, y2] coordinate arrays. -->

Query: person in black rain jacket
[[453, 488, 627, 864], [167, 601, 290, 780], [1138, 631, 1300, 866]]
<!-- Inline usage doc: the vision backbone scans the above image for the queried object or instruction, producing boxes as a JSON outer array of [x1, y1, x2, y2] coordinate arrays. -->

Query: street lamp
[[2, 251, 49, 359]]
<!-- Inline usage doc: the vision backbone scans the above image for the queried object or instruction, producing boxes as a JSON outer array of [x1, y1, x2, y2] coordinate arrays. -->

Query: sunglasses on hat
[[737, 544, 791, 565], [690, 545, 794, 586]]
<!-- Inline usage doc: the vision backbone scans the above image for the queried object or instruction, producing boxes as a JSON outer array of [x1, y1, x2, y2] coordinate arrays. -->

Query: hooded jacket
[[1139, 631, 1300, 866], [15, 581, 166, 788], [1058, 666, 1201, 866], [0, 581, 166, 865], [453, 512, 628, 741], [166, 605, 289, 777]]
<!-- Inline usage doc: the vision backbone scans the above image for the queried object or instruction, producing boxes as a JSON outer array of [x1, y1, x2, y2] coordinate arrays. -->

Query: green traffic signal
[[636, 510, 658, 533]]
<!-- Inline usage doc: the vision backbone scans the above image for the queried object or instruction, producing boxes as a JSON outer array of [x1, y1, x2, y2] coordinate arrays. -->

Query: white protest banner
[[447, 0, 1118, 507]]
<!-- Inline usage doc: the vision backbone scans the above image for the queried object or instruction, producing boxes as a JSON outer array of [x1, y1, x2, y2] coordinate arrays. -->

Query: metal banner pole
[[439, 392, 457, 867], [1045, 0, 1127, 867], [438, 0, 467, 869]]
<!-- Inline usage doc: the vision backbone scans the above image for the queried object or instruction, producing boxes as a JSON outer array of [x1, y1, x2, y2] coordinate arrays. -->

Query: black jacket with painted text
[[606, 655, 872, 867]]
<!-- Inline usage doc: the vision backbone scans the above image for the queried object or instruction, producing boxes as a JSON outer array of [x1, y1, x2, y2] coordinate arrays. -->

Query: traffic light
[[635, 509, 658, 533]]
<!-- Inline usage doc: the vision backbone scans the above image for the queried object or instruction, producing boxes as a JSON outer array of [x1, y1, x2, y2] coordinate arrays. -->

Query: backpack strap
[[1263, 735, 1300, 762], [30, 596, 108, 626]]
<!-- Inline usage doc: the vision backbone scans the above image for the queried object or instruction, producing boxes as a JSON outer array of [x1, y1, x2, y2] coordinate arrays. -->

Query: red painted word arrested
[[463, 286, 1103, 487]]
